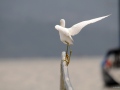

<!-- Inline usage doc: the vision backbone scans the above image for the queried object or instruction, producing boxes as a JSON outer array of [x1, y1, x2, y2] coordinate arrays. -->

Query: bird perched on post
[[55, 14, 110, 65]]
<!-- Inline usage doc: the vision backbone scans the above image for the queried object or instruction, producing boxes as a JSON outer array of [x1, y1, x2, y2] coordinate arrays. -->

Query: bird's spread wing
[[69, 14, 110, 36], [60, 19, 65, 27]]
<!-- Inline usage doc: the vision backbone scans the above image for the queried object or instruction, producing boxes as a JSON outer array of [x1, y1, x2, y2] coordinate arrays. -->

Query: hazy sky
[[0, 0, 119, 58]]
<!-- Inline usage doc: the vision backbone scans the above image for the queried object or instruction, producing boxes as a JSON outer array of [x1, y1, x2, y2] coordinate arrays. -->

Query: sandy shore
[[0, 57, 118, 90]]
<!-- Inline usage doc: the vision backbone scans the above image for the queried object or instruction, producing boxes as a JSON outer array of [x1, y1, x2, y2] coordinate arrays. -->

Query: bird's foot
[[64, 50, 72, 66], [64, 53, 70, 66]]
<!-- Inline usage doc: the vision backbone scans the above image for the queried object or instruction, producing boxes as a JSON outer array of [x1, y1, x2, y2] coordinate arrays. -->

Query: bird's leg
[[68, 46, 72, 64], [66, 44, 69, 55], [64, 43, 70, 66], [63, 41, 72, 66], [69, 46, 72, 58]]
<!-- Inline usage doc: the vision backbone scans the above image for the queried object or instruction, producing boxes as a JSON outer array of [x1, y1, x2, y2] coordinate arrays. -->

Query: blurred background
[[0, 0, 119, 90], [0, 0, 118, 58]]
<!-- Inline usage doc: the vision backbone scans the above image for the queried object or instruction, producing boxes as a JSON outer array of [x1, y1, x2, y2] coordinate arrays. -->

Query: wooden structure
[[60, 51, 74, 90]]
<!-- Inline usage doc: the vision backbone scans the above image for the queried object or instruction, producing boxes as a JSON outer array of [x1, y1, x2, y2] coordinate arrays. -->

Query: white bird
[[55, 15, 110, 59]]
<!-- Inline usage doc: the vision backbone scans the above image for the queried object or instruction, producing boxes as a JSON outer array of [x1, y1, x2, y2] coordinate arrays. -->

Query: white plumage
[[55, 15, 110, 45]]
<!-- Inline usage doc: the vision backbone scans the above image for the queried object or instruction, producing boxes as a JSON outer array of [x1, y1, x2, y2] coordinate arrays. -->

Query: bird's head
[[55, 25, 65, 33], [55, 25, 60, 30]]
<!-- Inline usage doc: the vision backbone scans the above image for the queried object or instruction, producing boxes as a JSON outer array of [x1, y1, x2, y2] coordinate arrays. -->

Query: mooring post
[[60, 51, 74, 90]]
